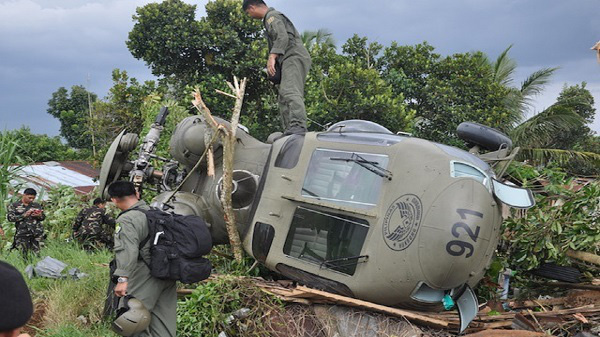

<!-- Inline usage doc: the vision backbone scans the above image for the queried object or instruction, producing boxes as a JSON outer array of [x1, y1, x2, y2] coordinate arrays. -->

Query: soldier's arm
[[102, 210, 116, 227], [267, 15, 289, 56], [73, 209, 85, 232], [113, 215, 142, 278], [6, 203, 25, 222]]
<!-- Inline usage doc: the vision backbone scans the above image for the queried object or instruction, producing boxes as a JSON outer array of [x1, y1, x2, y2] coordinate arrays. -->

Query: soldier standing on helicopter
[[243, 0, 312, 135], [6, 188, 45, 256], [73, 198, 116, 250]]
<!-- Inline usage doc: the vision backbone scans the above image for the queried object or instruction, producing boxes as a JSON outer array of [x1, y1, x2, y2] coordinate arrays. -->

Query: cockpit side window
[[283, 207, 369, 275], [301, 149, 388, 209]]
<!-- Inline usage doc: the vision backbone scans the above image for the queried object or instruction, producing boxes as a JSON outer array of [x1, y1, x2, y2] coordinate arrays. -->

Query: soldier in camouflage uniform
[[73, 198, 116, 250], [243, 0, 312, 135], [6, 188, 45, 256]]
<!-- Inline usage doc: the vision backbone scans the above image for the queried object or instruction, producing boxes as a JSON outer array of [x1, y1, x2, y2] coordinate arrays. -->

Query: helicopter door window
[[302, 149, 388, 209], [283, 207, 369, 275]]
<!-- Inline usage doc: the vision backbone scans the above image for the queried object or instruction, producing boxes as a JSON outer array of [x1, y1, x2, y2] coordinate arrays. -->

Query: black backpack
[[136, 208, 213, 284]]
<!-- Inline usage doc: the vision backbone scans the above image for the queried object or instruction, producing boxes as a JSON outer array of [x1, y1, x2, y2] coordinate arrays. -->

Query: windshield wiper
[[319, 255, 369, 269], [301, 187, 321, 199], [331, 153, 393, 181]]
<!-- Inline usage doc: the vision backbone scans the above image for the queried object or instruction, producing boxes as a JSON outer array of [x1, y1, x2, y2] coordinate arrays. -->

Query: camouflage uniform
[[7, 200, 45, 255], [264, 8, 312, 131], [73, 205, 116, 250]]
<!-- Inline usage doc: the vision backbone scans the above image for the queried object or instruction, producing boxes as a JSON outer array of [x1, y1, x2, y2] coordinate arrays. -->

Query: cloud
[[0, 0, 598, 136]]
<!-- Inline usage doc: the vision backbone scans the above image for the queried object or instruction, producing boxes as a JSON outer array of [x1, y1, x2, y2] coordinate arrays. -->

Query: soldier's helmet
[[112, 295, 151, 336]]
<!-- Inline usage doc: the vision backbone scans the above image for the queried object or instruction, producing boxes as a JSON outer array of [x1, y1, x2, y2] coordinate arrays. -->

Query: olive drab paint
[[99, 112, 533, 332]]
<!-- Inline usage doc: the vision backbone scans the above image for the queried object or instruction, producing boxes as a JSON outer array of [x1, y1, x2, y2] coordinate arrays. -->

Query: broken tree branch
[[191, 77, 248, 262], [216, 77, 247, 262], [567, 249, 600, 266]]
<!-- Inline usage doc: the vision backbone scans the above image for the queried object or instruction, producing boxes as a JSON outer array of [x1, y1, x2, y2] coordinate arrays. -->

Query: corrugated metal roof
[[11, 161, 99, 199], [21, 165, 96, 187]]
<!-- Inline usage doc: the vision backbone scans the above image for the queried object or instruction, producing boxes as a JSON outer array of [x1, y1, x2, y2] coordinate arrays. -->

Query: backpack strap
[[118, 206, 153, 268]]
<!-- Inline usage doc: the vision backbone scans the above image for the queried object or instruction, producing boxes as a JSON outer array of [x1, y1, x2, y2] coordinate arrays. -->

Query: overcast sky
[[1, 0, 599, 137]]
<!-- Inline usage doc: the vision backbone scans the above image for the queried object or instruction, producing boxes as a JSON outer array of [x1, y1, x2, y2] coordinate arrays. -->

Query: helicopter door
[[491, 179, 535, 209], [283, 207, 369, 275]]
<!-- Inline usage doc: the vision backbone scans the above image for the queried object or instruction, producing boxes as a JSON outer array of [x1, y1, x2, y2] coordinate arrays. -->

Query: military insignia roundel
[[382, 194, 423, 251]]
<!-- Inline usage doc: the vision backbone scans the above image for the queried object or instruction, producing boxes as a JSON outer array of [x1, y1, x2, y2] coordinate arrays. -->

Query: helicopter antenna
[[307, 117, 331, 131], [86, 73, 97, 158]]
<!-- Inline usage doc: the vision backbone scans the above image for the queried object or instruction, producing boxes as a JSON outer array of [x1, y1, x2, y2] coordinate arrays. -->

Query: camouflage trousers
[[76, 233, 113, 251], [12, 234, 44, 256]]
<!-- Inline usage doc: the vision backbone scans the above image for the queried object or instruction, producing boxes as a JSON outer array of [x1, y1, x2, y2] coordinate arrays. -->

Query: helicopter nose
[[417, 179, 499, 289]]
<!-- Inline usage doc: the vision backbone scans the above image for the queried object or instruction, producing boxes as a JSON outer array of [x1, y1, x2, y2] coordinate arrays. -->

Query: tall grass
[[0, 131, 24, 250]]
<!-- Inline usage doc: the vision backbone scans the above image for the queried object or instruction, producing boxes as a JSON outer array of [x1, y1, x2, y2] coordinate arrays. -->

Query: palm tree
[[487, 46, 599, 166], [490, 45, 558, 126], [301, 28, 336, 50]]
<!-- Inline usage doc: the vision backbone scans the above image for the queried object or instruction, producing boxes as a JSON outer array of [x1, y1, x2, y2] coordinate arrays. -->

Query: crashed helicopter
[[99, 107, 535, 332]]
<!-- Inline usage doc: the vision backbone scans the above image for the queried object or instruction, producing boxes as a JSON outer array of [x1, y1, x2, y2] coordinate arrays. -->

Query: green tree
[[93, 69, 161, 142], [47, 85, 97, 149], [509, 85, 600, 173], [127, 0, 279, 141], [382, 43, 513, 146], [304, 37, 413, 133], [342, 34, 383, 70], [487, 45, 558, 126], [547, 83, 596, 149], [0, 127, 80, 162]]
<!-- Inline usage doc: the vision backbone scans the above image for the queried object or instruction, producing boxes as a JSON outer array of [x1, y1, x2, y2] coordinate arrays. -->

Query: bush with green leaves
[[177, 275, 281, 337], [42, 185, 89, 240], [501, 164, 599, 272]]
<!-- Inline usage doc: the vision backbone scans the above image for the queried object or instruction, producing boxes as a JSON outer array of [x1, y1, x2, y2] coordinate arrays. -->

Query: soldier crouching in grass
[[73, 197, 116, 251], [6, 188, 46, 257]]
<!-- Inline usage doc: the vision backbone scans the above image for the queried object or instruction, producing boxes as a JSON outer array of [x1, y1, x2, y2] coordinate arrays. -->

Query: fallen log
[[567, 250, 600, 266]]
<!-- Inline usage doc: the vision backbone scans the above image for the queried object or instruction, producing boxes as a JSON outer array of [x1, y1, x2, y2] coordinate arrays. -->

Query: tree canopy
[[47, 85, 97, 149], [0, 127, 80, 163]]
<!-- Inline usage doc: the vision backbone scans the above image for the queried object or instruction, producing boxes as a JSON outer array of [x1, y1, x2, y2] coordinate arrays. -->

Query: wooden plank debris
[[177, 275, 600, 334], [463, 330, 547, 337]]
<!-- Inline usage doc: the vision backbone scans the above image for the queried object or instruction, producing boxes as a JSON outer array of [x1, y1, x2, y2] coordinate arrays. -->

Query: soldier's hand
[[114, 282, 128, 297], [24, 209, 34, 217], [267, 54, 278, 77]]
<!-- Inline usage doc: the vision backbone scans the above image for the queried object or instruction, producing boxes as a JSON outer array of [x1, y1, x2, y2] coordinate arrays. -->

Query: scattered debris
[[179, 275, 600, 336], [67, 267, 88, 280], [26, 256, 87, 280], [33, 256, 67, 279]]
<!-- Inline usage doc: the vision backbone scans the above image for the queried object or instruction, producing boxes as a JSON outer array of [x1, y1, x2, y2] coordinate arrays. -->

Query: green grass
[[1, 239, 116, 336]]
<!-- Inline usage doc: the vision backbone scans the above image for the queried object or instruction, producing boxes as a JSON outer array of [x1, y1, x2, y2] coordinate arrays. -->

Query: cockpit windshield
[[301, 149, 389, 209]]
